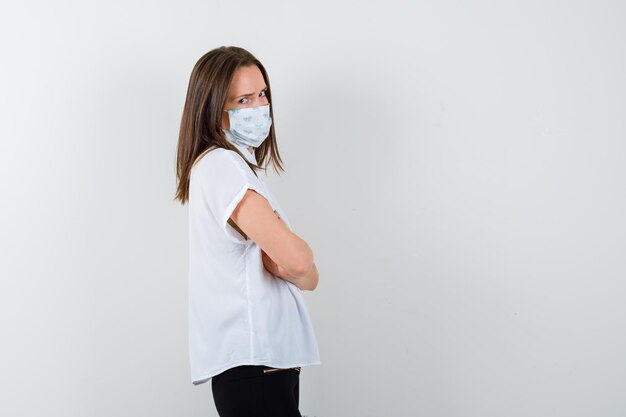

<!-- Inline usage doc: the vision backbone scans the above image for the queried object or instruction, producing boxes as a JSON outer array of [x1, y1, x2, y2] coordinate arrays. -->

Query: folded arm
[[230, 189, 318, 291]]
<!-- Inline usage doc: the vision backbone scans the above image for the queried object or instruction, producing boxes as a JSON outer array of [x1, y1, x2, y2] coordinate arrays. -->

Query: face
[[222, 65, 270, 131]]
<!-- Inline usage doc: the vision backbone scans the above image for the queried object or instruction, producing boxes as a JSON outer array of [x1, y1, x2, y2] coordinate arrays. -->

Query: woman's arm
[[230, 189, 316, 289], [262, 246, 319, 291], [260, 210, 318, 290]]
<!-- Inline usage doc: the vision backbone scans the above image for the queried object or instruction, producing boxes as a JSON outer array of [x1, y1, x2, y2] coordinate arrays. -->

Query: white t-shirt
[[187, 141, 321, 385]]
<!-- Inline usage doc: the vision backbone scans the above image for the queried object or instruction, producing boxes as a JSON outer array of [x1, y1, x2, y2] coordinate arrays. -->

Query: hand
[[261, 249, 290, 279]]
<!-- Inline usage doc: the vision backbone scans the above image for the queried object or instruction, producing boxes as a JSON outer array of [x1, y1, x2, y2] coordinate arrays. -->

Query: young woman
[[175, 46, 321, 417]]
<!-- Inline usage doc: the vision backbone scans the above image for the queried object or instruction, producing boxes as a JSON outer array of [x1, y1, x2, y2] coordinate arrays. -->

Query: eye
[[238, 97, 248, 104], [260, 90, 267, 97]]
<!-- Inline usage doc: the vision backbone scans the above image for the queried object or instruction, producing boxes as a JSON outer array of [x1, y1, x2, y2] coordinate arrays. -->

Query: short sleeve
[[194, 149, 271, 244]]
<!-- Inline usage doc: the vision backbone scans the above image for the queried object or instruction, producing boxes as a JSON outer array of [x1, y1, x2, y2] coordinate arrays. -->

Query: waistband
[[215, 365, 301, 380]]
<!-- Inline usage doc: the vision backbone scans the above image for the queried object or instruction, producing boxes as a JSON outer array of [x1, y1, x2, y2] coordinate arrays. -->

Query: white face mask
[[222, 104, 272, 148]]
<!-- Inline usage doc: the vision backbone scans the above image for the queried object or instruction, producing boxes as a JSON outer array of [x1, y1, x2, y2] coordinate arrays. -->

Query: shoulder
[[193, 147, 248, 175], [191, 147, 260, 189]]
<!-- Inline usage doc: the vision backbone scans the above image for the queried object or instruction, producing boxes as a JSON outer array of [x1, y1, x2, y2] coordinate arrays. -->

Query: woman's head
[[175, 46, 284, 204], [221, 64, 269, 131]]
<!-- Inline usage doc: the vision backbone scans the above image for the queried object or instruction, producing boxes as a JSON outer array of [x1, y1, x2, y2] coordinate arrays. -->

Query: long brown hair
[[174, 46, 285, 204]]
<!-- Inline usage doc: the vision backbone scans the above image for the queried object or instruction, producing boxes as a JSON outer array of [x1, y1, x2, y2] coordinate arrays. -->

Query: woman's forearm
[[270, 210, 318, 290], [285, 262, 318, 291]]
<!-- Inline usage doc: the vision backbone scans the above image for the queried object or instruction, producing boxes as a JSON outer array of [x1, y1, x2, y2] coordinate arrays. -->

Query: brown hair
[[174, 46, 285, 204]]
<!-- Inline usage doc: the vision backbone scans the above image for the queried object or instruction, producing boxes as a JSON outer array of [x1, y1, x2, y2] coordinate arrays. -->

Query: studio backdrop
[[1, 1, 624, 416]]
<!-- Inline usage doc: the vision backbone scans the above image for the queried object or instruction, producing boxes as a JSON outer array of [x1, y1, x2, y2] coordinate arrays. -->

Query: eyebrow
[[233, 86, 268, 99]]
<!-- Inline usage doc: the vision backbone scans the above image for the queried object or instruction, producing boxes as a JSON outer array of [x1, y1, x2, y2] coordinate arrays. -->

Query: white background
[[1, 1, 625, 416]]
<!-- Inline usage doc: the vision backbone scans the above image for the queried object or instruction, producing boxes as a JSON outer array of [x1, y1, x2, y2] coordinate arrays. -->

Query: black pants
[[211, 365, 302, 417]]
